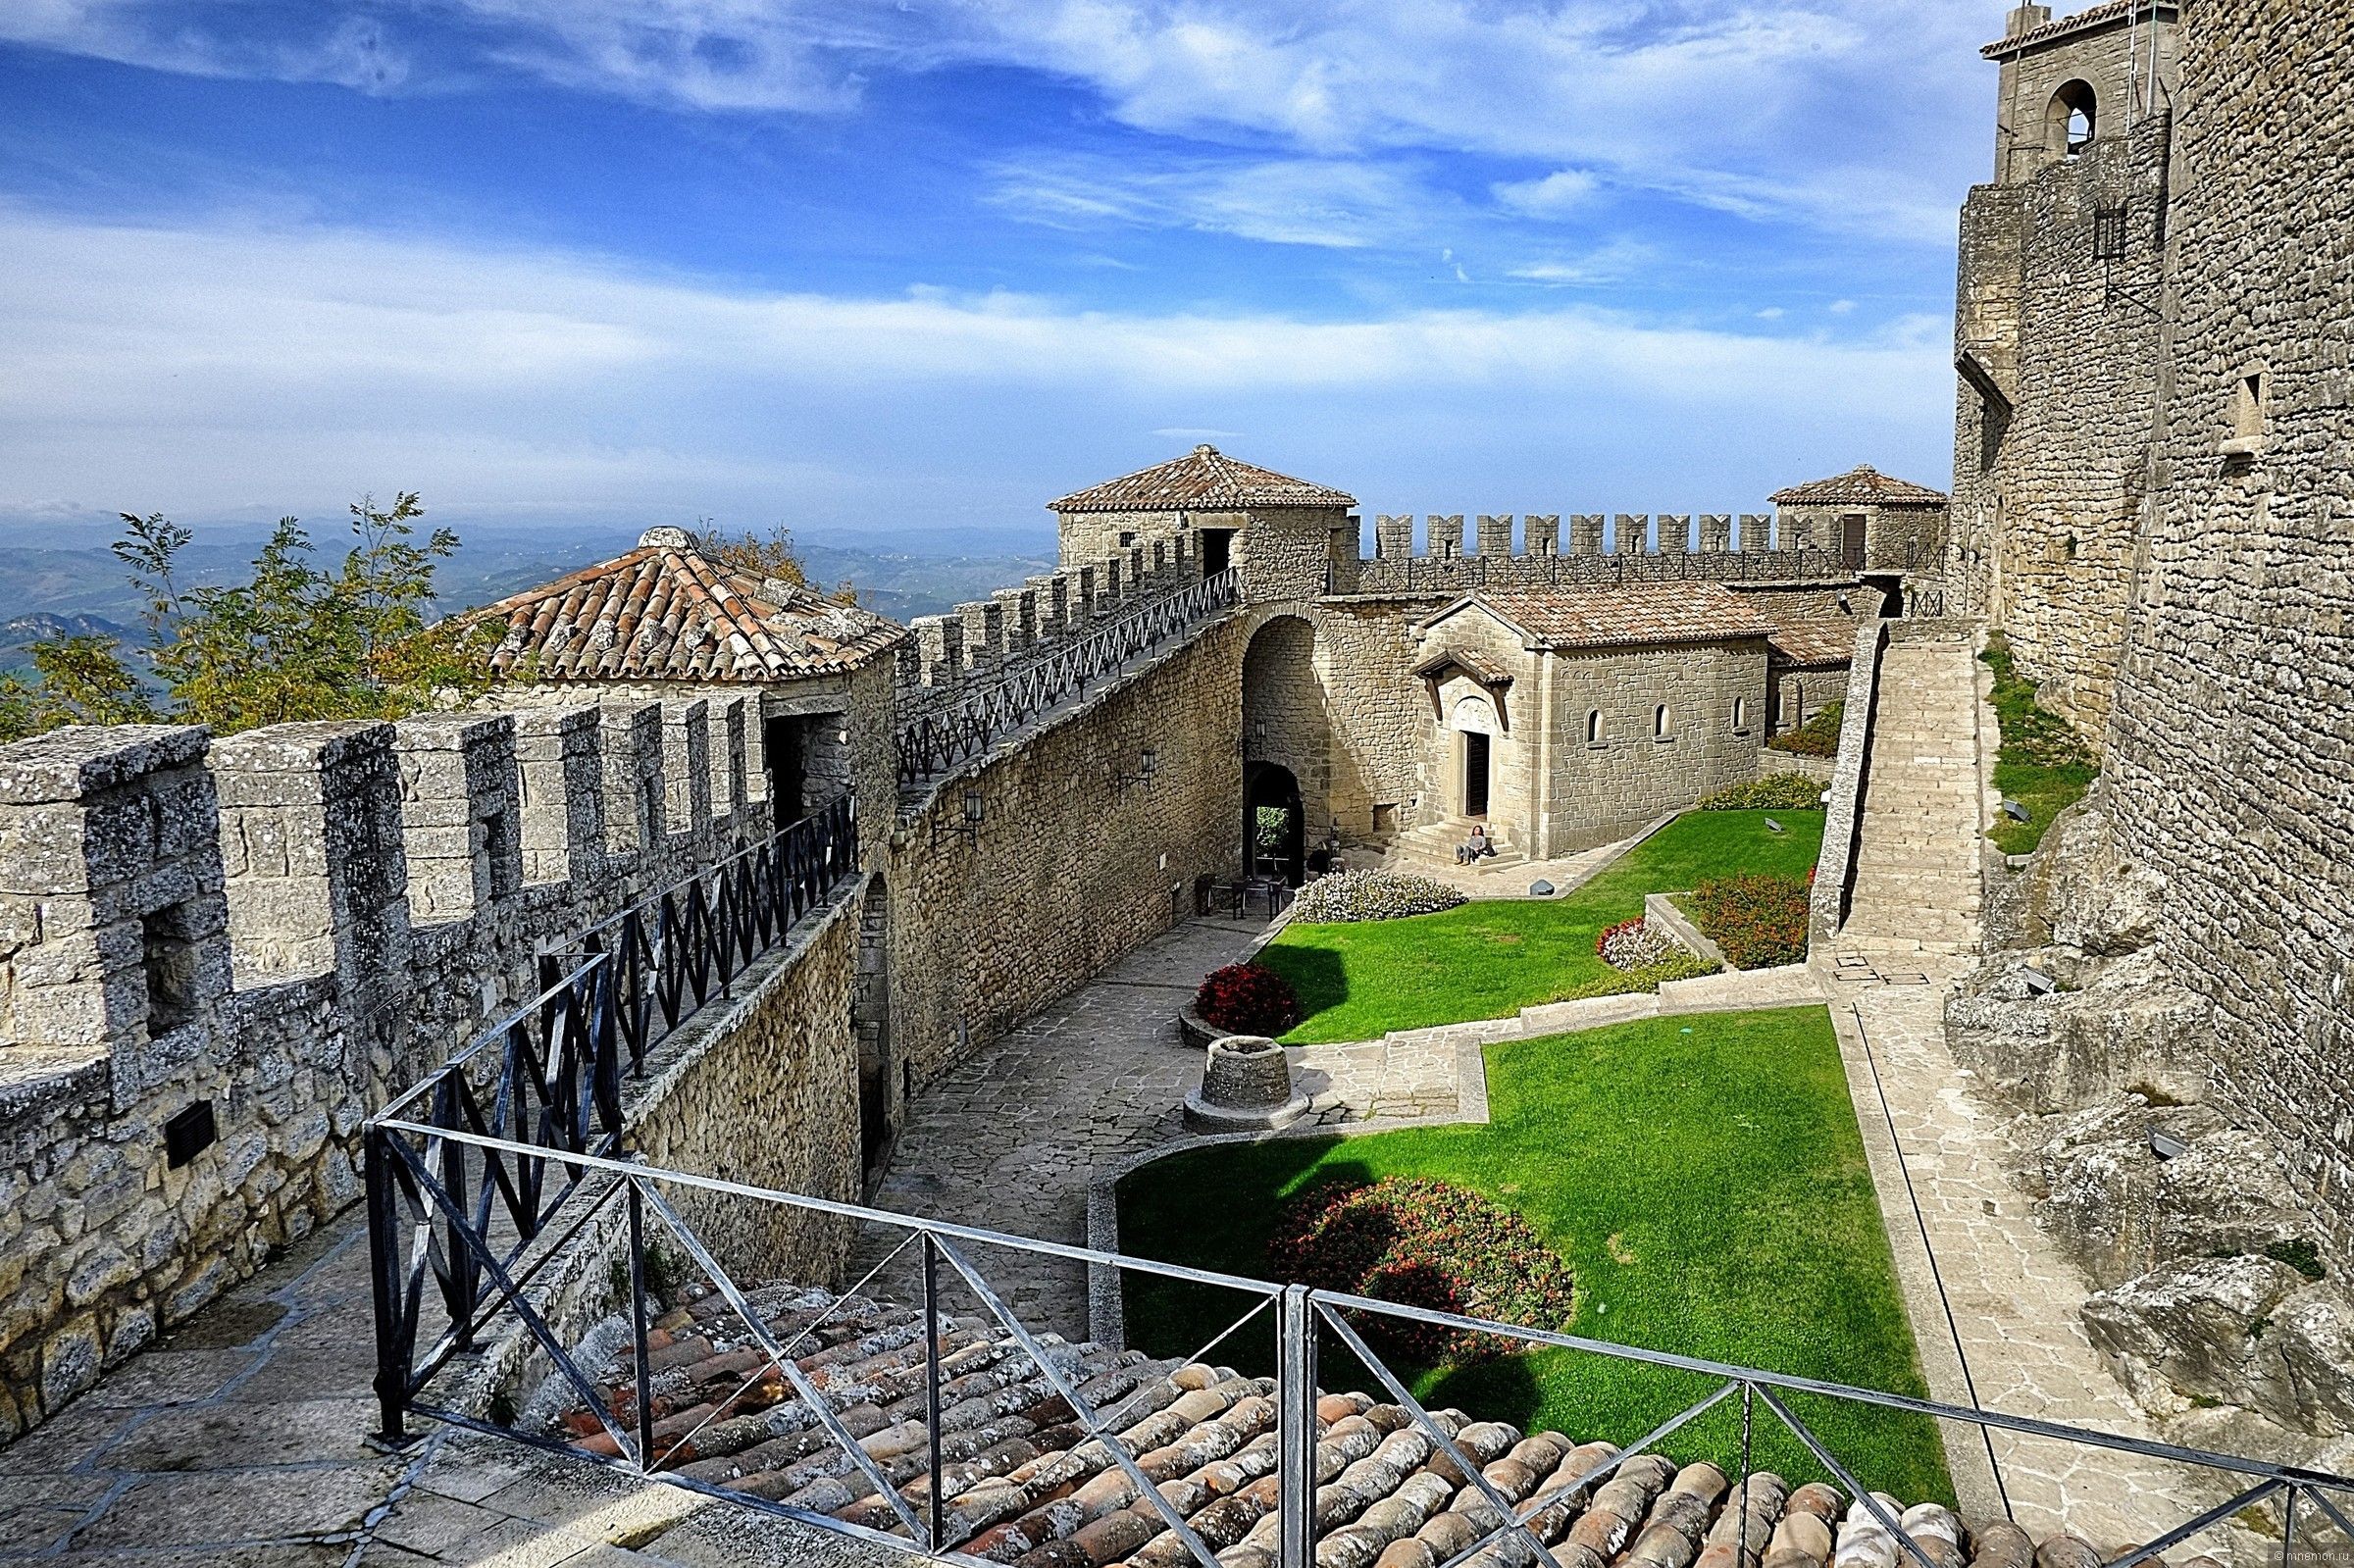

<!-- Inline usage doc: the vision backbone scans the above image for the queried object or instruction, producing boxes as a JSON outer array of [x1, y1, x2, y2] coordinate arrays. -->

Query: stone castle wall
[[1950, 111, 2173, 736], [2098, 0, 2354, 1270], [881, 614, 1248, 1087], [0, 696, 849, 1440]]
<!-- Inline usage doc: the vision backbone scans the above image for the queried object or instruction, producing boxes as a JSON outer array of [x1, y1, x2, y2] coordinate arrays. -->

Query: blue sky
[[0, 1, 2004, 549]]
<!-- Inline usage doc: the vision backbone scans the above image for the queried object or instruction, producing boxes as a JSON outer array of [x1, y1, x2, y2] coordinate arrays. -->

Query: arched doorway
[[1245, 761, 1305, 885], [1240, 614, 1331, 879]]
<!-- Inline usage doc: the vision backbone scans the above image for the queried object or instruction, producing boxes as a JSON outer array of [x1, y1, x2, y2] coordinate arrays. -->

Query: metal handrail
[[895, 567, 1241, 785], [364, 791, 862, 1441], [366, 1129, 2354, 1568]]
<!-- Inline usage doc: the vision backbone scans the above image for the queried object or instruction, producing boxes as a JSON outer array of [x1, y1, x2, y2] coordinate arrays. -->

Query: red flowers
[[1686, 873, 1812, 969], [1194, 962, 1302, 1036], [1268, 1178, 1576, 1366]]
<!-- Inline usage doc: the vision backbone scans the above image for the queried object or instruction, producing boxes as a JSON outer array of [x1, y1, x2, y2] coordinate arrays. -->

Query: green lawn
[[1982, 634, 2099, 856], [1118, 1006, 1952, 1504], [1261, 809, 1823, 1044]]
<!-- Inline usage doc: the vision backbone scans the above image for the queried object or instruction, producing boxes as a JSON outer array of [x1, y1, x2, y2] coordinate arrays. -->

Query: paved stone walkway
[[1827, 951, 2237, 1549], [844, 917, 1472, 1341]]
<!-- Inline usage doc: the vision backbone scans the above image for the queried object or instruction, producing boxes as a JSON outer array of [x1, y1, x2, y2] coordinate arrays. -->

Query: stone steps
[[1838, 636, 1984, 952]]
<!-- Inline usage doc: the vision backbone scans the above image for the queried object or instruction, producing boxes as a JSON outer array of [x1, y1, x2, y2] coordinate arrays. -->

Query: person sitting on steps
[[1455, 824, 1495, 864]]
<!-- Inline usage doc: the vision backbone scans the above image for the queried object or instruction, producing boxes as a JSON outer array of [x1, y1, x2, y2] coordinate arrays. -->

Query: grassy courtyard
[[1119, 1005, 1952, 1504], [1260, 809, 1823, 1044]]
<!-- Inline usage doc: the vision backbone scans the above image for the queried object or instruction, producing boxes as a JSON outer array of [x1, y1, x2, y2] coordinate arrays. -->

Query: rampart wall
[[1356, 512, 1857, 593], [2100, 0, 2354, 1269], [880, 613, 1249, 1087], [0, 695, 829, 1439]]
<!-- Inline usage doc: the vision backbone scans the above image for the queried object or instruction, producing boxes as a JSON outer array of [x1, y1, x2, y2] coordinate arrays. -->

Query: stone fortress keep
[[1, 0, 2350, 1558]]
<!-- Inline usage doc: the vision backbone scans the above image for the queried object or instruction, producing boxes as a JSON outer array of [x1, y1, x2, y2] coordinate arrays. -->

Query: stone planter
[[1643, 891, 1730, 969], [1182, 1035, 1309, 1132], [1177, 1003, 1222, 1050]]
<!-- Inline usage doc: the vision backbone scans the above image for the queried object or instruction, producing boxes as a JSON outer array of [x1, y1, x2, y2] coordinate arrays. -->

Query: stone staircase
[[1394, 818, 1527, 876], [1837, 631, 1984, 954]]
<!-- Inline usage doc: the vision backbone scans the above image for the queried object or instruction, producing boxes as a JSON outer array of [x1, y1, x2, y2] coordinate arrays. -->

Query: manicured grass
[[1260, 809, 1823, 1044], [1118, 1006, 1952, 1504], [1982, 634, 2099, 855]]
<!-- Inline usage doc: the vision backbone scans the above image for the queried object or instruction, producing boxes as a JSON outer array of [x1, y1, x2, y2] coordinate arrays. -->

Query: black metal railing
[[364, 1134, 2354, 1568], [365, 790, 859, 1439], [895, 567, 1241, 786]]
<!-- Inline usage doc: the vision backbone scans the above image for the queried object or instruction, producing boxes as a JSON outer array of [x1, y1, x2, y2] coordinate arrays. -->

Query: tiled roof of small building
[[1768, 621, 1865, 667], [1050, 445, 1356, 513], [543, 1273, 2170, 1568], [1409, 645, 1516, 686], [1982, 0, 2174, 58], [1769, 466, 1948, 508], [469, 528, 908, 683], [1433, 583, 1773, 651]]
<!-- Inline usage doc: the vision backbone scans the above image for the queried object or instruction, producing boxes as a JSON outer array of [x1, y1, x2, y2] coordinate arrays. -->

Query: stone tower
[[1949, 0, 2180, 735]]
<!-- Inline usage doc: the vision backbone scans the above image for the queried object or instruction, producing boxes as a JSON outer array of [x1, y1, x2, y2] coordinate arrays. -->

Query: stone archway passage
[[1245, 760, 1305, 885]]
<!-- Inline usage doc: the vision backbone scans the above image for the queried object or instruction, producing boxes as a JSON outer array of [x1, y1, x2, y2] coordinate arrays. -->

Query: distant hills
[[0, 526, 1057, 675]]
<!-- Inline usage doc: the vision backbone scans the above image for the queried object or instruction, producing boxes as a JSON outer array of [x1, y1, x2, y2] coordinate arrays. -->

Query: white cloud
[[989, 154, 1450, 249], [1506, 238, 1657, 288], [0, 204, 1952, 531], [6, 1, 1992, 241], [1493, 169, 1599, 219]]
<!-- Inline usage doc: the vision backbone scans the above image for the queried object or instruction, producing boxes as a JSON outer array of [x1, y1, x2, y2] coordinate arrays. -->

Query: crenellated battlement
[[0, 695, 821, 1434], [1356, 510, 1853, 592], [898, 533, 1203, 698]]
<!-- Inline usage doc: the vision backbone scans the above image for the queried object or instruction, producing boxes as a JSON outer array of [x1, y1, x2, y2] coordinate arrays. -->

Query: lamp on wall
[[1111, 746, 1159, 791], [933, 787, 984, 848]]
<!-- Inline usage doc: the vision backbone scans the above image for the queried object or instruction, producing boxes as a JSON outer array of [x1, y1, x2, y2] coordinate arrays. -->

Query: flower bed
[[1698, 774, 1825, 811], [1194, 961, 1301, 1036], [1289, 868, 1467, 924], [1766, 699, 1843, 757], [1268, 1177, 1576, 1365], [1685, 872, 1812, 969], [1596, 916, 1675, 969]]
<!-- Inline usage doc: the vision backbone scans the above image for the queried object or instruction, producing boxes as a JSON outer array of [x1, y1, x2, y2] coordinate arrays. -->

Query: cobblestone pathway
[[845, 919, 1266, 1340], [1828, 960, 2234, 1547]]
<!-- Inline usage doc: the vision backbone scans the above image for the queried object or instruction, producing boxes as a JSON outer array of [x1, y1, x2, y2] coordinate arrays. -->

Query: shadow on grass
[[1260, 942, 1347, 1029]]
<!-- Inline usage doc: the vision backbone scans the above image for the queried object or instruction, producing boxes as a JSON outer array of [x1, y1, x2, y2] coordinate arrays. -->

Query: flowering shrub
[[1289, 869, 1468, 924], [1269, 1178, 1575, 1365], [1698, 774, 1825, 811], [1597, 917, 1676, 970], [1685, 872, 1812, 969], [1548, 952, 1716, 1003], [1194, 962, 1301, 1036], [1766, 700, 1844, 757]]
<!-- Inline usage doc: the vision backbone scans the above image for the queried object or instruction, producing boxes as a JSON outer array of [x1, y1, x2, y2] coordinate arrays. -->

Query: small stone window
[[1118, 531, 1138, 549], [1585, 709, 1604, 746], [1654, 704, 1673, 741], [141, 901, 202, 1037], [2048, 79, 2097, 161], [2225, 371, 2270, 456], [1731, 696, 1749, 733]]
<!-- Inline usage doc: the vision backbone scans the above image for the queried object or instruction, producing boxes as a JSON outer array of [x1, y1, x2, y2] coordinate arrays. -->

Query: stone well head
[[1184, 1035, 1310, 1132]]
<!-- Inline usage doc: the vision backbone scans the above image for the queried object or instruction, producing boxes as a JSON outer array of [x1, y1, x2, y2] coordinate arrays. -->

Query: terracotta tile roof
[[1050, 445, 1356, 513], [1982, 0, 2174, 58], [1431, 583, 1773, 650], [1409, 645, 1516, 686], [1769, 466, 1948, 508], [541, 1274, 2134, 1568], [468, 528, 908, 683], [1769, 621, 1865, 667]]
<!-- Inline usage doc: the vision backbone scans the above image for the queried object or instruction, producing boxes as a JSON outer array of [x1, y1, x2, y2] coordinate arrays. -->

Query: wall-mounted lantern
[[1112, 747, 1159, 792], [933, 787, 984, 849]]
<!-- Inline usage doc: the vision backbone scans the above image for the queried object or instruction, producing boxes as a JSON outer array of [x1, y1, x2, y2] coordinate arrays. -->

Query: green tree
[[0, 492, 496, 743]]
